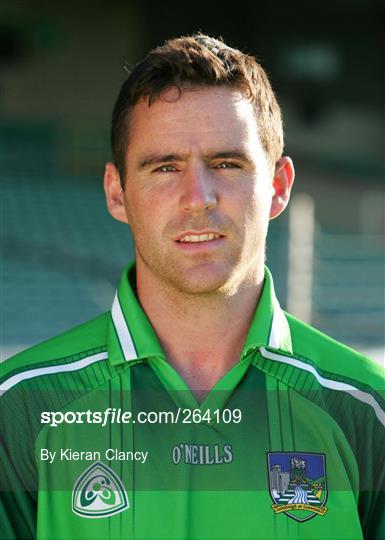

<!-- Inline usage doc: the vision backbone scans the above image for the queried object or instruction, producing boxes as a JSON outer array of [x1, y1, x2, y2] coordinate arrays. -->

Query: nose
[[179, 165, 218, 214]]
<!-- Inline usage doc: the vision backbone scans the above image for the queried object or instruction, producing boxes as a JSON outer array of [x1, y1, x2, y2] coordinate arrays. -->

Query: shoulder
[[259, 311, 385, 438], [1, 312, 110, 395], [258, 310, 384, 429], [285, 311, 384, 390]]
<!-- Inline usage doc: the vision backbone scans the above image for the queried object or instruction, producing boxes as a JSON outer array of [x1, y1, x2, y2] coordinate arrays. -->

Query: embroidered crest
[[267, 452, 328, 522], [72, 461, 129, 518]]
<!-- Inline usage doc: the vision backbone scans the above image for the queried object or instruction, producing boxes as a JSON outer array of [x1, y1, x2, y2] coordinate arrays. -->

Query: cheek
[[241, 191, 272, 241], [123, 193, 165, 239], [122, 195, 144, 233], [252, 180, 273, 217], [243, 186, 270, 218], [123, 190, 145, 222]]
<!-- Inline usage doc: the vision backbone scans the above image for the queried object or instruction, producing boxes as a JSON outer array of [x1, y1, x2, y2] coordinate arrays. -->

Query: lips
[[177, 232, 222, 243]]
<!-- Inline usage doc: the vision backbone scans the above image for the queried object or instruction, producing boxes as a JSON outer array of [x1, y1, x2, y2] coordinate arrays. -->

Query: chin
[[139, 251, 241, 295], [167, 265, 235, 296]]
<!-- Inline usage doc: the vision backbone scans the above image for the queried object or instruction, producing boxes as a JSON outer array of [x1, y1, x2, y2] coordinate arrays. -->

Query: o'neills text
[[172, 443, 233, 465]]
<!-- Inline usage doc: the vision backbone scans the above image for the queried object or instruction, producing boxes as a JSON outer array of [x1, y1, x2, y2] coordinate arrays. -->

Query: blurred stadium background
[[1, 1, 384, 364]]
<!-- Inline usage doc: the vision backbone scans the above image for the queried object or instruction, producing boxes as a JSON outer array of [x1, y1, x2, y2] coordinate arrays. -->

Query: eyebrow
[[138, 154, 186, 170], [207, 151, 253, 163], [138, 150, 253, 170]]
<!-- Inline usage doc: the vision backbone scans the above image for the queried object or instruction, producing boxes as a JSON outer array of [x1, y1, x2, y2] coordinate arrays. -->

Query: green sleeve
[[359, 491, 384, 540], [1, 445, 37, 539], [1, 386, 38, 539], [357, 406, 385, 540]]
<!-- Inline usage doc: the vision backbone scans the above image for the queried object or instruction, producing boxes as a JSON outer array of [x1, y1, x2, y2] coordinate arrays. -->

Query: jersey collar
[[241, 266, 293, 358], [107, 263, 292, 366], [107, 263, 165, 366]]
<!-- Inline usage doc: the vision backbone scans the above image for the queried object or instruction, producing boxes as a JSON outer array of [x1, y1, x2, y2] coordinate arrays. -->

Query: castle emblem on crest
[[267, 452, 328, 522]]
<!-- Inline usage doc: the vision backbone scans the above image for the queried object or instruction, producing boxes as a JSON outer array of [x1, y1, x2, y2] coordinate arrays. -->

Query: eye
[[214, 162, 240, 169], [154, 164, 177, 173]]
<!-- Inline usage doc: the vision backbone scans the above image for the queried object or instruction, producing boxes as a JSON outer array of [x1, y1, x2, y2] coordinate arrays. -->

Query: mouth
[[174, 231, 226, 252], [176, 232, 223, 243]]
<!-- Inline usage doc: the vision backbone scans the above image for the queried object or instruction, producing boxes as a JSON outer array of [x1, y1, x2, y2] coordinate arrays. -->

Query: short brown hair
[[111, 33, 283, 181]]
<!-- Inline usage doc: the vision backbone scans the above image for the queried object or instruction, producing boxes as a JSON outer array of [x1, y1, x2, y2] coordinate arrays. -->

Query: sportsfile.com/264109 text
[[40, 407, 242, 427]]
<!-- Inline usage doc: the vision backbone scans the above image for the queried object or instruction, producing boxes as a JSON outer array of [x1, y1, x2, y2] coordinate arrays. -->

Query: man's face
[[107, 87, 289, 295]]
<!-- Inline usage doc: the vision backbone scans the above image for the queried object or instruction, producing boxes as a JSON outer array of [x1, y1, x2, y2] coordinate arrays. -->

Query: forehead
[[127, 87, 261, 155]]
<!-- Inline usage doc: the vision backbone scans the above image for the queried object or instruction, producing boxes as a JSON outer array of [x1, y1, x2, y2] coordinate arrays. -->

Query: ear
[[270, 156, 295, 220], [104, 162, 129, 224]]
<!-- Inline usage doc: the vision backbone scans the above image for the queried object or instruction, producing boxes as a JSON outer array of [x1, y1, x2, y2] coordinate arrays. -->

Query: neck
[[135, 260, 264, 400]]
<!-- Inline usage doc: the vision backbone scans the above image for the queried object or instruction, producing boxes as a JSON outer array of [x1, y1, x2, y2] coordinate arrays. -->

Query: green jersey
[[1, 264, 384, 540]]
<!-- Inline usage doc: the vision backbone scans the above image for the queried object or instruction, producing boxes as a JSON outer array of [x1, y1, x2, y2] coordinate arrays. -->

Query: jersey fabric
[[1, 263, 384, 540]]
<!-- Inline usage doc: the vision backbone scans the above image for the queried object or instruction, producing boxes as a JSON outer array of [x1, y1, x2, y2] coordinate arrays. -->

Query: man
[[1, 34, 384, 540]]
